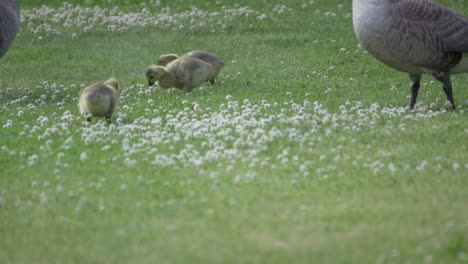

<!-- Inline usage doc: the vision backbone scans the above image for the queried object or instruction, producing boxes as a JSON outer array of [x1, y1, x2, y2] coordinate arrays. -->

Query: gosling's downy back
[[79, 77, 119, 123], [104, 77, 119, 90], [168, 56, 216, 92], [157, 54, 179, 66], [184, 50, 225, 70]]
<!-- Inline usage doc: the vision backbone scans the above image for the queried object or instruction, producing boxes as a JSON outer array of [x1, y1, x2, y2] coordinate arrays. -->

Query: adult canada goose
[[79, 77, 119, 124], [353, 0, 468, 109], [156, 50, 225, 85], [0, 0, 20, 58]]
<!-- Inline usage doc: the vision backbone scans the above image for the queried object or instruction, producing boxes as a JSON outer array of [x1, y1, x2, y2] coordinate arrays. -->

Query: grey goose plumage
[[353, 0, 468, 109], [0, 0, 20, 58]]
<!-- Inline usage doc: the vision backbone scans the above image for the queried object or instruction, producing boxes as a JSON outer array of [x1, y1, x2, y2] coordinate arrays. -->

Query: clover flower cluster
[[1, 78, 467, 215], [21, 3, 275, 35], [2, 80, 466, 177], [19, 2, 352, 37]]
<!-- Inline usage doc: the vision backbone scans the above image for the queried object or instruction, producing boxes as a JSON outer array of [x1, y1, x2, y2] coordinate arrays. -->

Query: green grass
[[1, 0, 467, 263]]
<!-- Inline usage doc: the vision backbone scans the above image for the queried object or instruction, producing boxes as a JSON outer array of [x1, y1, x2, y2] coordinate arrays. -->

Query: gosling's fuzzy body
[[352, 0, 468, 109], [0, 0, 20, 58], [147, 51, 224, 92], [157, 54, 179, 66], [155, 50, 224, 85], [79, 78, 119, 123]]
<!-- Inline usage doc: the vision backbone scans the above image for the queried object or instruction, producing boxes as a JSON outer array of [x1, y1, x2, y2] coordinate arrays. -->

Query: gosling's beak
[[148, 81, 154, 87]]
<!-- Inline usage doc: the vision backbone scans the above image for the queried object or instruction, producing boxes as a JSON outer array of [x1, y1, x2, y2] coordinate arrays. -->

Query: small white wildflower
[[28, 154, 38, 166], [101, 145, 111, 151], [80, 152, 88, 161], [39, 192, 48, 205], [32, 180, 38, 189], [98, 199, 105, 212], [3, 120, 12, 129], [233, 176, 242, 185]]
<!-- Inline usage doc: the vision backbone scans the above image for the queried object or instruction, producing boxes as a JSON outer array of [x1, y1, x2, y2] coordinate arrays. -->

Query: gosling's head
[[146, 65, 166, 87], [157, 54, 179, 66], [104, 77, 119, 90]]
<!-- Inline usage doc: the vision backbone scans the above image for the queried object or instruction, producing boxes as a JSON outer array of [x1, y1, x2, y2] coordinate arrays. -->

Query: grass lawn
[[1, 0, 467, 263]]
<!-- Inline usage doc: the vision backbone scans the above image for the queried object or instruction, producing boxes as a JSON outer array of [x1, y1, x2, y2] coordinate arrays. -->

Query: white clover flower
[[28, 154, 39, 166], [192, 103, 200, 112], [101, 145, 111, 151], [56, 184, 64, 193], [80, 152, 88, 161], [39, 192, 48, 205], [3, 120, 13, 129]]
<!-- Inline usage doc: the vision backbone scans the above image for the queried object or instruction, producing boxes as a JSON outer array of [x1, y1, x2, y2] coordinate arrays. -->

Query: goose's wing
[[395, 0, 468, 53], [440, 17, 468, 53]]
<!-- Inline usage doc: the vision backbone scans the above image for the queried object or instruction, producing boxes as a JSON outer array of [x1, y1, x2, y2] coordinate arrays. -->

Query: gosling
[[156, 54, 179, 66], [353, 0, 468, 109], [146, 53, 223, 93], [156, 50, 224, 85], [0, 0, 20, 58], [79, 77, 119, 124]]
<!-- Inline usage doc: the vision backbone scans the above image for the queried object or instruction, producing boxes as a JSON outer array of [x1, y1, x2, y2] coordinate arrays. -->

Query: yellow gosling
[[157, 54, 179, 66], [184, 50, 224, 85], [79, 77, 119, 124], [146, 55, 218, 93]]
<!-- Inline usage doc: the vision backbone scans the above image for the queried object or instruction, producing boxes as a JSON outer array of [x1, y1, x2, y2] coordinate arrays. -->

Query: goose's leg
[[432, 72, 456, 109], [210, 79, 215, 85], [409, 74, 422, 109], [106, 116, 111, 125]]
